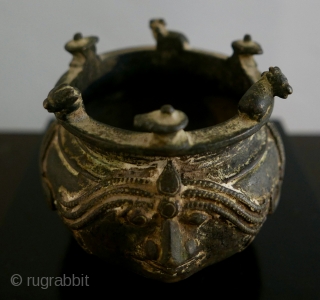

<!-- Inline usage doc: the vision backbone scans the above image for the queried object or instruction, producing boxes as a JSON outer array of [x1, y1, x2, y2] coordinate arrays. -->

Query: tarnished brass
[[40, 19, 292, 282]]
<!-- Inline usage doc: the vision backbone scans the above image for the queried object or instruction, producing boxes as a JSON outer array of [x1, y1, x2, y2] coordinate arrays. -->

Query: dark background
[[1, 123, 320, 299]]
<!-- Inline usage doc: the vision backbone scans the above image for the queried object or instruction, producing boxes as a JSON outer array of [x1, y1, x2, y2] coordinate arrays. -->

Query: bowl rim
[[54, 46, 271, 156]]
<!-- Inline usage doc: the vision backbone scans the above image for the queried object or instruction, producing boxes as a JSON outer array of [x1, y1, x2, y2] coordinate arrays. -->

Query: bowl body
[[40, 24, 291, 282]]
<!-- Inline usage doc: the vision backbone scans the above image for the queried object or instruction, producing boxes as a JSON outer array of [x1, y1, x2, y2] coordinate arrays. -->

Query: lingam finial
[[134, 105, 188, 133], [65, 32, 99, 54], [232, 34, 263, 55]]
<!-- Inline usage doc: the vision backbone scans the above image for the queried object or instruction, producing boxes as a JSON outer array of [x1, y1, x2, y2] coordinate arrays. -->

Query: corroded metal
[[40, 19, 292, 282]]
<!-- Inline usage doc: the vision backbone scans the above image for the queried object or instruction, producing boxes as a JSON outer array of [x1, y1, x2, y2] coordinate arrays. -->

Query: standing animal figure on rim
[[238, 66, 293, 121], [149, 19, 189, 51]]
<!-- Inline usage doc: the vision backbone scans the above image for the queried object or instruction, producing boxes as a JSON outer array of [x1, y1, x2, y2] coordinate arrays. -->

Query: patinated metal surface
[[40, 19, 292, 282]]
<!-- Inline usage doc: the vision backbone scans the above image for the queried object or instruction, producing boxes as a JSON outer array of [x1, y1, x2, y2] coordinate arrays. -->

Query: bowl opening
[[82, 51, 245, 131]]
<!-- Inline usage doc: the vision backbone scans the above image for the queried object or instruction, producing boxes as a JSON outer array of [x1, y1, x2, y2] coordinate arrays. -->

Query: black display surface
[[1, 124, 320, 299]]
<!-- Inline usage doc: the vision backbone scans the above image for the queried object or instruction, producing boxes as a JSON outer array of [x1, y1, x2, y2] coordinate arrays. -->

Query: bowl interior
[[82, 50, 245, 131]]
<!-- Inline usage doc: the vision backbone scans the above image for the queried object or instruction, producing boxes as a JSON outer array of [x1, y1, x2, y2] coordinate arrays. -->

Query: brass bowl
[[40, 19, 292, 282]]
